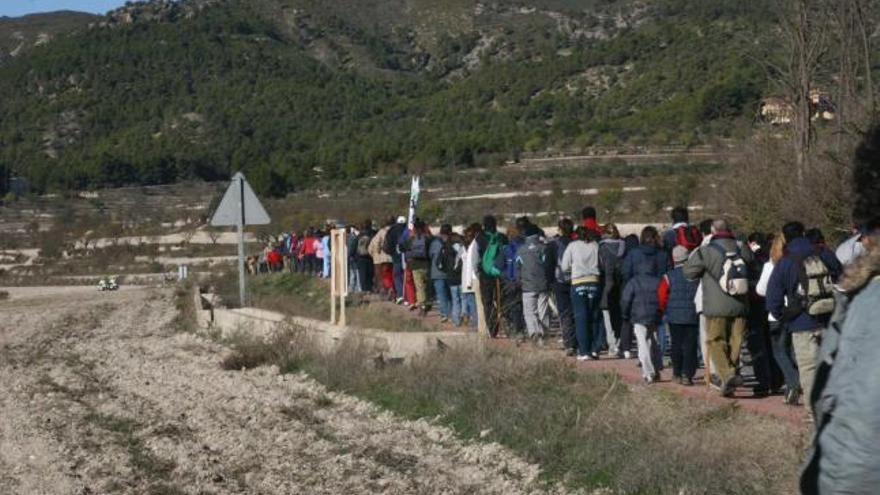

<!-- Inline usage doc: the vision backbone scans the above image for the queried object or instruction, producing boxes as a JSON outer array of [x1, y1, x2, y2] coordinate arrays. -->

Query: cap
[[672, 245, 690, 263], [397, 216, 406, 224]]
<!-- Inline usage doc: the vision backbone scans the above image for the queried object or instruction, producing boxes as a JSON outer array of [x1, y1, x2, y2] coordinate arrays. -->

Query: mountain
[[0, 0, 783, 196], [0, 11, 98, 63]]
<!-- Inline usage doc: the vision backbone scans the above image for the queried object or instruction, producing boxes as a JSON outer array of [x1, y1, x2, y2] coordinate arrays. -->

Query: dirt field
[[0, 287, 552, 495]]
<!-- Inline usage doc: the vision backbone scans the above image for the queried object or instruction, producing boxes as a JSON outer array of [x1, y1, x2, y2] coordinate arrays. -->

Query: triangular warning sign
[[210, 172, 271, 226]]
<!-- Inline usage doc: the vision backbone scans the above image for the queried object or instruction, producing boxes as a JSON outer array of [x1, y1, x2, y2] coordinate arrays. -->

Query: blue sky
[[0, 1, 128, 17]]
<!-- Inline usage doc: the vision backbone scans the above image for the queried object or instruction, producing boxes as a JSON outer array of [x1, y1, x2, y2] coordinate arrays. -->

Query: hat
[[672, 245, 690, 264], [397, 216, 406, 224]]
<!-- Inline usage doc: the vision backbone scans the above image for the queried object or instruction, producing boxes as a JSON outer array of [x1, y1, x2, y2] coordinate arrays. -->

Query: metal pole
[[237, 175, 246, 308]]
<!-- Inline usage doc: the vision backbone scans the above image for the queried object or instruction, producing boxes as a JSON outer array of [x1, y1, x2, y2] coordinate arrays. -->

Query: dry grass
[[218, 325, 805, 494]]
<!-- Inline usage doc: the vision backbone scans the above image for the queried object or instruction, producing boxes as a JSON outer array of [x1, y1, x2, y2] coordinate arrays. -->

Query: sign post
[[210, 172, 271, 307], [330, 228, 348, 325]]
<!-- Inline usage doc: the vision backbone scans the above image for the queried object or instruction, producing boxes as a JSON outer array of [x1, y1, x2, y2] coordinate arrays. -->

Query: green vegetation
[[221, 325, 804, 493], [0, 0, 780, 196]]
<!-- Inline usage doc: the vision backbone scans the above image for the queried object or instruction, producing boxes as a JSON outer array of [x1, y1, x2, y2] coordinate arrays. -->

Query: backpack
[[383, 225, 399, 256], [481, 231, 505, 278], [798, 255, 835, 316], [710, 243, 749, 296], [407, 234, 429, 261], [435, 241, 460, 276], [357, 234, 371, 256], [675, 225, 703, 251]]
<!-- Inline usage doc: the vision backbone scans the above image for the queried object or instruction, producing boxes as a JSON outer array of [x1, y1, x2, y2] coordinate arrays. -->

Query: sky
[[0, 0, 128, 17]]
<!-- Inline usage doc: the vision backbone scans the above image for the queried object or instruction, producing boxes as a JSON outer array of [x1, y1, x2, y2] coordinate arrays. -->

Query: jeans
[[769, 321, 800, 392], [392, 258, 404, 299], [570, 283, 601, 357], [433, 279, 451, 318], [554, 282, 576, 351], [357, 256, 373, 292], [462, 291, 477, 329], [348, 260, 360, 293], [668, 323, 699, 379], [449, 284, 462, 325], [522, 291, 551, 338], [635, 323, 662, 379]]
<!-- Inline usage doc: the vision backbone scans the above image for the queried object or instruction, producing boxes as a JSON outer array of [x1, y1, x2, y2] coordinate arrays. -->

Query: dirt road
[[0, 288, 547, 494]]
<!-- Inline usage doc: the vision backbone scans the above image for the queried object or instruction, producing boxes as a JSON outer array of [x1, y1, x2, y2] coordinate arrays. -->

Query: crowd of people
[[253, 205, 876, 409]]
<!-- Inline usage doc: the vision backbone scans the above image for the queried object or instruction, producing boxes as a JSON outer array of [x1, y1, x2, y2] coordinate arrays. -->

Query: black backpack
[[435, 241, 460, 277], [407, 234, 429, 261]]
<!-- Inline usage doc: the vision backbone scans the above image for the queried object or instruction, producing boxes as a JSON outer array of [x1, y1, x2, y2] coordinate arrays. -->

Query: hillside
[[0, 0, 784, 196], [0, 11, 97, 63]]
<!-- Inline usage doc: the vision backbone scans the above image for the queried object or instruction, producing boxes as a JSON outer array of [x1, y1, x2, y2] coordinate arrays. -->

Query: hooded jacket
[[560, 239, 600, 283], [623, 244, 666, 283], [516, 234, 549, 293], [598, 238, 625, 309], [682, 232, 752, 318], [800, 244, 880, 493], [622, 274, 661, 326], [765, 237, 842, 332]]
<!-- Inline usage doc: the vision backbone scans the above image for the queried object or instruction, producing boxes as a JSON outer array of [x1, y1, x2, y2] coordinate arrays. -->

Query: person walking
[[460, 223, 482, 330], [502, 224, 526, 338], [401, 219, 432, 316], [447, 231, 464, 326], [560, 226, 602, 360], [368, 218, 395, 300], [658, 245, 700, 385], [385, 216, 407, 303], [756, 233, 801, 405], [355, 220, 375, 293], [429, 224, 454, 323], [476, 215, 507, 338], [599, 223, 625, 357], [662, 206, 702, 264], [623, 225, 667, 362], [548, 218, 576, 355], [517, 223, 551, 344], [320, 228, 331, 279], [684, 219, 753, 397], [766, 221, 841, 415]]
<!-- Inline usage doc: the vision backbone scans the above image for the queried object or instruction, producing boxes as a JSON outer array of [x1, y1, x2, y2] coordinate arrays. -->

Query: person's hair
[[465, 222, 482, 243], [574, 226, 592, 241], [581, 206, 596, 220], [711, 219, 729, 233], [782, 221, 805, 242], [853, 123, 880, 224], [603, 223, 621, 240], [506, 225, 519, 238], [748, 232, 766, 245], [558, 217, 574, 236], [483, 215, 497, 233], [769, 232, 786, 264], [805, 228, 825, 246], [515, 216, 531, 232], [698, 219, 714, 236], [640, 226, 660, 246], [862, 217, 880, 239], [671, 206, 689, 224], [414, 218, 426, 232]]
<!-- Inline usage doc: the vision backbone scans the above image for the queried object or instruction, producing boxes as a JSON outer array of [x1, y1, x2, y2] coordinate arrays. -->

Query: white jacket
[[461, 240, 479, 293]]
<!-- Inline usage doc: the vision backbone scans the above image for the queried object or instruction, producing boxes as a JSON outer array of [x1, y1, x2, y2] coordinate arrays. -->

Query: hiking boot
[[682, 377, 695, 387], [784, 387, 801, 406], [720, 375, 737, 398], [576, 354, 592, 361]]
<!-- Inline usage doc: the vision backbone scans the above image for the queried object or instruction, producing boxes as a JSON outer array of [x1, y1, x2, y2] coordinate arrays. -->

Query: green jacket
[[682, 234, 752, 318]]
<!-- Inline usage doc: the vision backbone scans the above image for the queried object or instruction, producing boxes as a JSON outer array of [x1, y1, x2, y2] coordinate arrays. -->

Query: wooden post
[[329, 228, 348, 326]]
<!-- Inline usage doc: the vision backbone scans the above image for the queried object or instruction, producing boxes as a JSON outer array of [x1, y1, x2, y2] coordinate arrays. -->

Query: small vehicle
[[98, 277, 119, 291]]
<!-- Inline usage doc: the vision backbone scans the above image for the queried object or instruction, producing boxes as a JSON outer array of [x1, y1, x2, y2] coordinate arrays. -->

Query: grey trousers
[[522, 291, 551, 338]]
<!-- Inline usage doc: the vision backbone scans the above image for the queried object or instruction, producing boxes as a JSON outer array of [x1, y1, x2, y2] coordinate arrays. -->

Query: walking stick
[[495, 278, 503, 338]]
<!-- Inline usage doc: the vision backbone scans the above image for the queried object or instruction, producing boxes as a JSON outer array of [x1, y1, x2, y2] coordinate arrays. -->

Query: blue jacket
[[623, 244, 667, 283], [503, 238, 522, 282], [622, 274, 661, 326], [664, 267, 699, 325], [766, 237, 842, 332]]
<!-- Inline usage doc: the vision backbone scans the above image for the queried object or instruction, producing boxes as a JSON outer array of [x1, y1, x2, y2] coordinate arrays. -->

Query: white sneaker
[[624, 351, 632, 359], [576, 354, 592, 361]]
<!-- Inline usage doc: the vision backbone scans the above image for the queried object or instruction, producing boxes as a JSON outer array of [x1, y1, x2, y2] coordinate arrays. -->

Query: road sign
[[210, 172, 270, 227], [209, 172, 271, 307]]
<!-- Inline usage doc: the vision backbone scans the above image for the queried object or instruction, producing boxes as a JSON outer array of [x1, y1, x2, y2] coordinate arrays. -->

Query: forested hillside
[[0, 0, 785, 195]]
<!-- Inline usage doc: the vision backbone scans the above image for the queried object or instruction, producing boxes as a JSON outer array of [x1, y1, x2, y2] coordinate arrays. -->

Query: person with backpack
[[683, 219, 753, 397], [356, 220, 375, 293], [599, 223, 626, 357], [368, 218, 395, 300], [447, 230, 465, 326], [461, 223, 482, 330], [694, 218, 716, 377], [622, 228, 665, 383], [662, 206, 703, 264], [476, 215, 508, 338], [548, 218, 577, 355], [517, 223, 551, 344], [401, 219, 433, 316], [429, 224, 455, 323], [766, 221, 842, 415], [561, 226, 602, 360], [623, 225, 667, 362], [757, 233, 801, 405], [385, 216, 407, 303], [658, 245, 700, 385]]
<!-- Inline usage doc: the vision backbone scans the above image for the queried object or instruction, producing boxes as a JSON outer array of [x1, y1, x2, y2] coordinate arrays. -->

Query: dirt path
[[0, 288, 549, 494]]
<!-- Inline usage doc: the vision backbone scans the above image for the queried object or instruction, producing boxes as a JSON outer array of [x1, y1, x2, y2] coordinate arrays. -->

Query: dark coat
[[766, 237, 843, 332], [664, 267, 699, 325], [599, 239, 625, 309], [623, 244, 667, 283], [622, 274, 661, 326]]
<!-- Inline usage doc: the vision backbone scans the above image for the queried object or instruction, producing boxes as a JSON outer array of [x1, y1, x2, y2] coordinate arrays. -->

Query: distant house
[[760, 90, 836, 125]]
